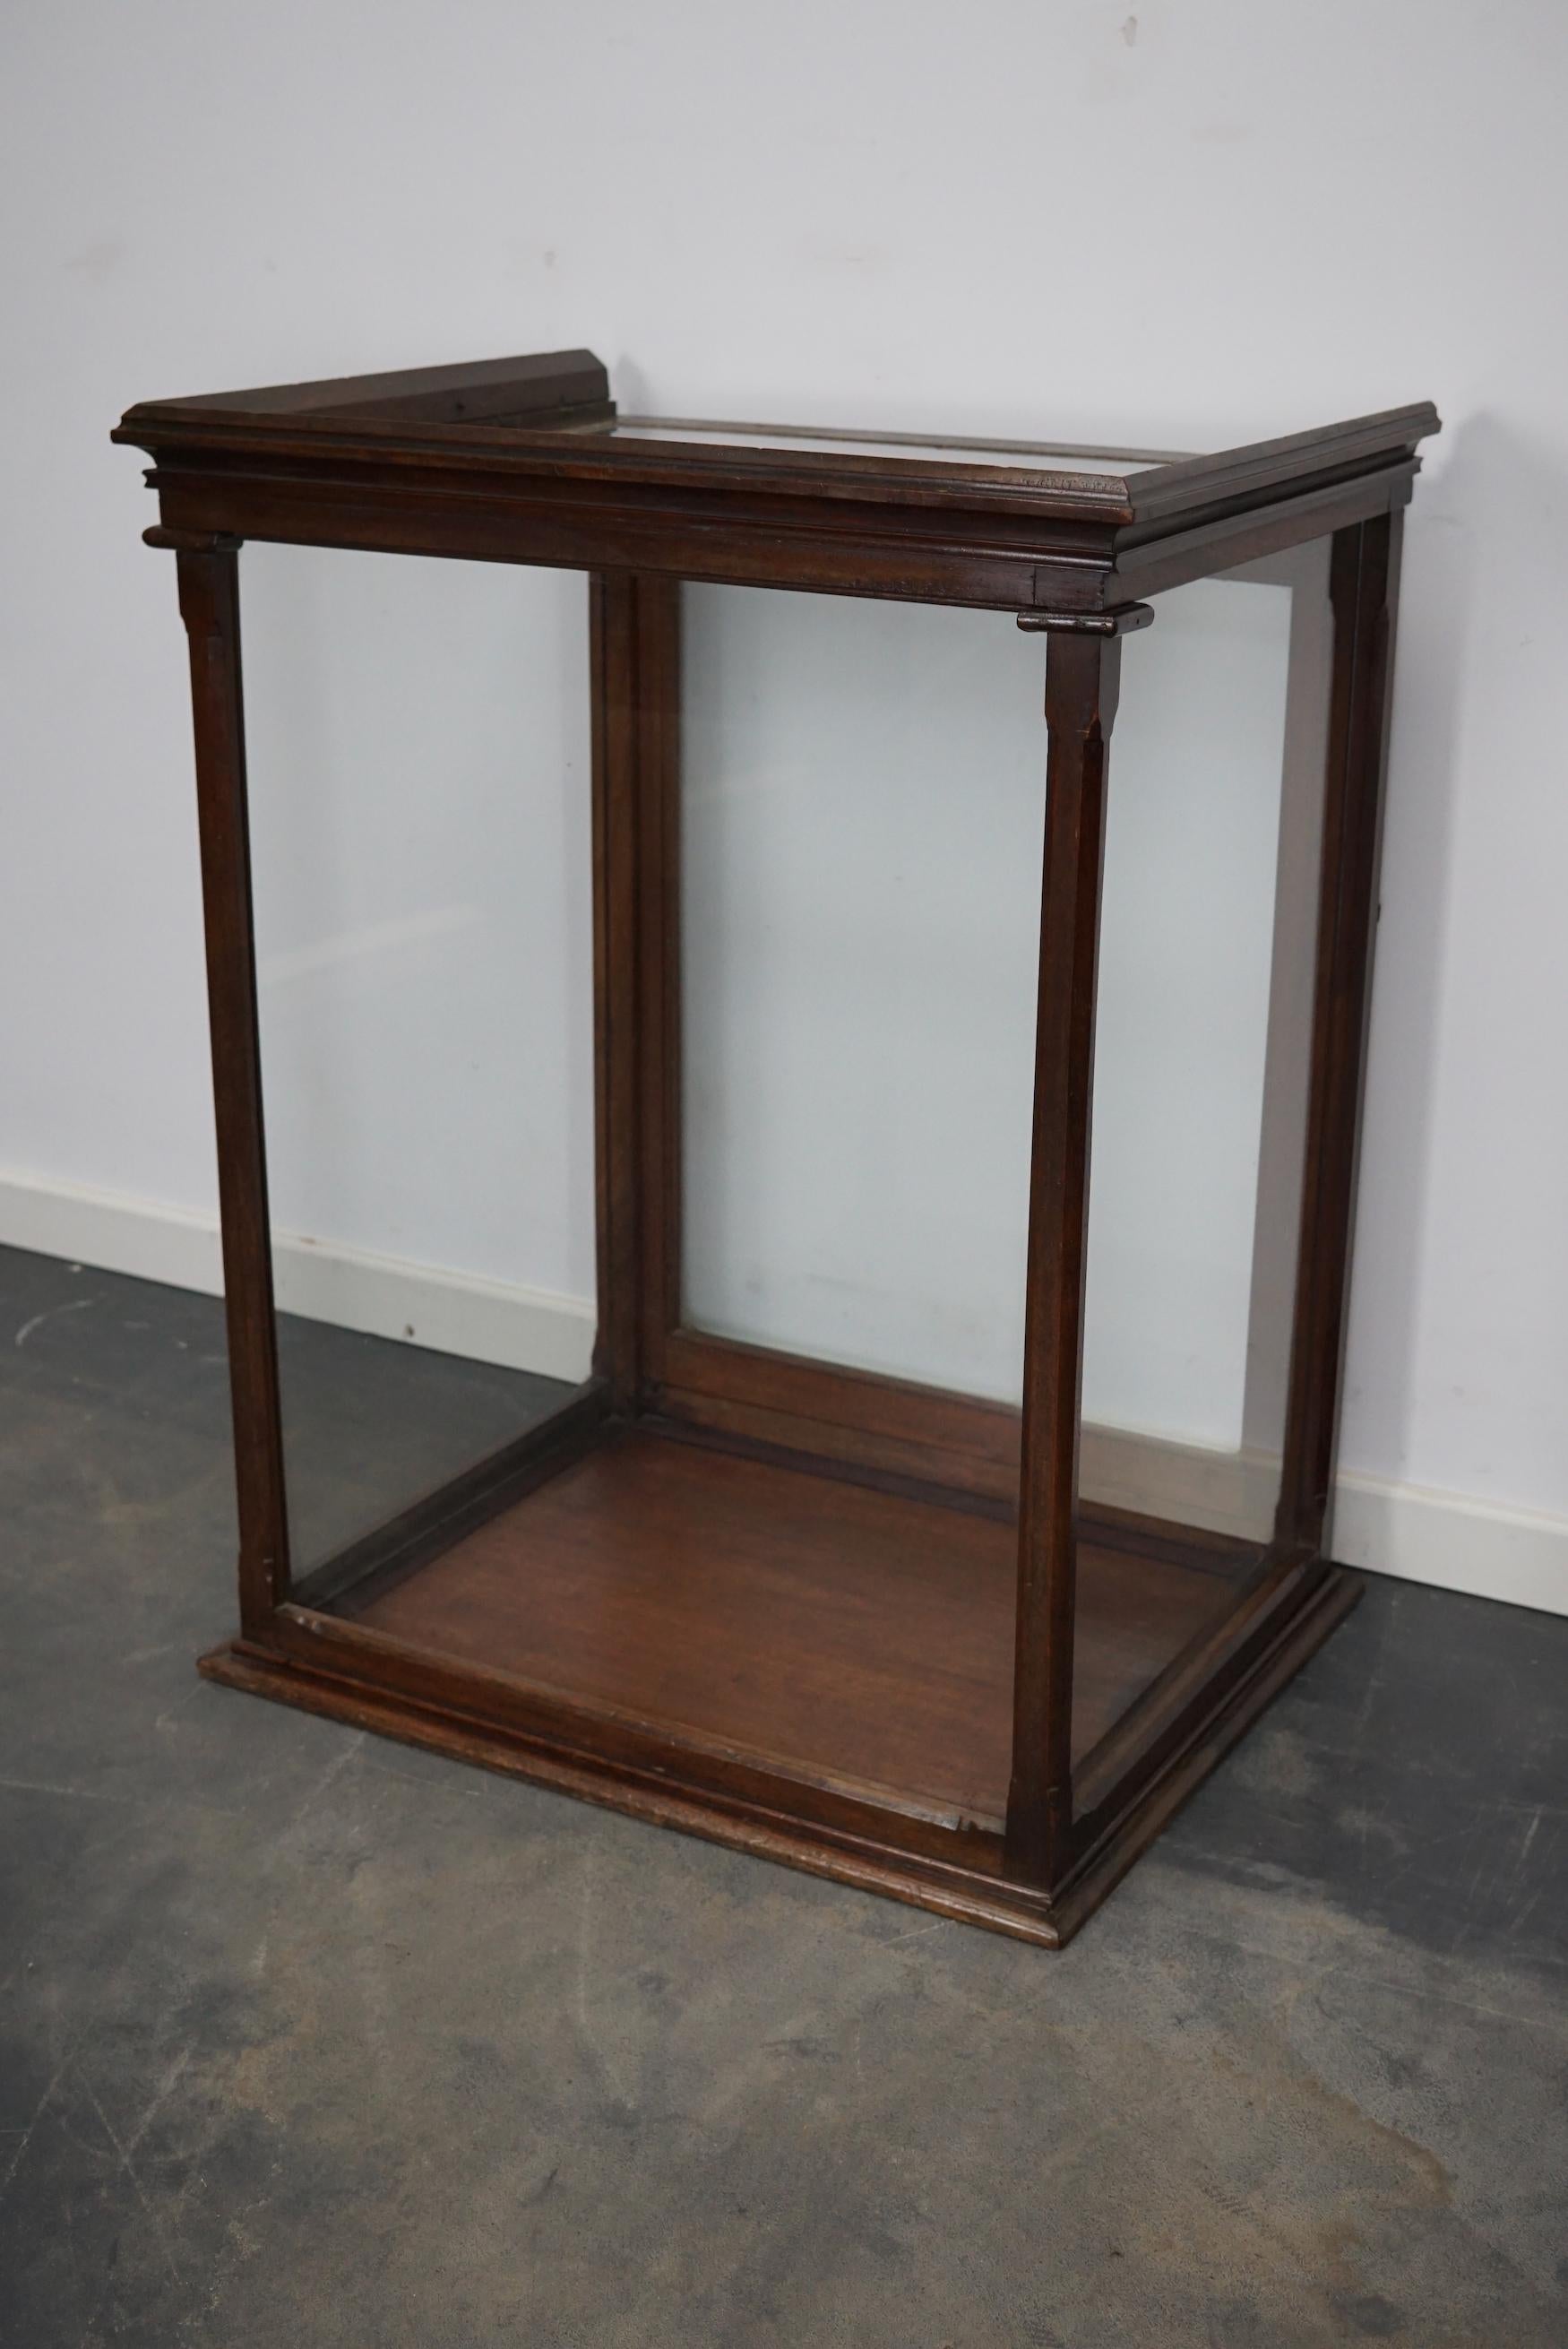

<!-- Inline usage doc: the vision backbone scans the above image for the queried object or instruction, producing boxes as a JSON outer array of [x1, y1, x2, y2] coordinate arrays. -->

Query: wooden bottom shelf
[[201, 1419, 1363, 1946], [343, 1427, 1242, 1827]]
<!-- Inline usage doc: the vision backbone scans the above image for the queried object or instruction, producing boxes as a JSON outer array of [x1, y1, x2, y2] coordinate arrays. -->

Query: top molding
[[125, 348, 616, 432], [114, 348, 1440, 613]]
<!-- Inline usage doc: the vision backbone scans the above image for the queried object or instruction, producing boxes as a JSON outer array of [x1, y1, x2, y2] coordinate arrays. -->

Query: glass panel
[[1073, 540, 1334, 1749], [613, 419, 1177, 471], [680, 557, 1332, 1794], [681, 584, 1044, 1405], [240, 547, 594, 1579]]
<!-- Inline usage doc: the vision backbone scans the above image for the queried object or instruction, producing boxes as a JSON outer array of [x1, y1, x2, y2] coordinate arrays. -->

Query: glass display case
[[114, 351, 1438, 1947]]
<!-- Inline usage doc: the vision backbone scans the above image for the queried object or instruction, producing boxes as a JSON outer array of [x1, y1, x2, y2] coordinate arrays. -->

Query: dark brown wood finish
[[633, 578, 684, 1392], [167, 532, 291, 1631], [163, 349, 613, 428], [1004, 605, 1149, 1887], [659, 1331, 1024, 1501], [347, 1427, 1245, 1824], [590, 569, 683, 1403], [589, 572, 643, 1404], [1274, 514, 1404, 1552], [122, 351, 1437, 1947], [198, 1555, 1359, 1951], [116, 367, 1435, 619]]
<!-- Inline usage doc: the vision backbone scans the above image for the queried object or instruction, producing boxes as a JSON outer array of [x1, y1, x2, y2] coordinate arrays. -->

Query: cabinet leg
[[1005, 608, 1150, 1889], [167, 533, 290, 1629], [1275, 514, 1403, 1558]]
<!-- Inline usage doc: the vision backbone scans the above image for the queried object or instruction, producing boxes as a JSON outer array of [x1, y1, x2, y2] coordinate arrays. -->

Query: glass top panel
[[609, 418, 1178, 473]]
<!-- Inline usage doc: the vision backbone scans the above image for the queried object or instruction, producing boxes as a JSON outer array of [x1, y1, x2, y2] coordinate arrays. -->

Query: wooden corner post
[[1005, 602, 1153, 1889], [589, 570, 683, 1411], [1274, 510, 1404, 1558], [152, 526, 291, 1630]]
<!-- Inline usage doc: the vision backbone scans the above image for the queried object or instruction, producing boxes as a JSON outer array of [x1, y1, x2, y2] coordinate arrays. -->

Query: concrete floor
[[1, 1240, 1564, 2347]]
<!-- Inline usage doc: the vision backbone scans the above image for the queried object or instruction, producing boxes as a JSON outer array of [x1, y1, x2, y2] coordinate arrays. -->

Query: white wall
[[3, 0, 1566, 1611]]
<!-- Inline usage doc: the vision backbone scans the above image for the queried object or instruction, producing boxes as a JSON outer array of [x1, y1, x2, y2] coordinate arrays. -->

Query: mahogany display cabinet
[[114, 351, 1438, 1947]]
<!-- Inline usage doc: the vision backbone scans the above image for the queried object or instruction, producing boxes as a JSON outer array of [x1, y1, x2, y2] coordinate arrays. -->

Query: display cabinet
[[114, 352, 1437, 1946]]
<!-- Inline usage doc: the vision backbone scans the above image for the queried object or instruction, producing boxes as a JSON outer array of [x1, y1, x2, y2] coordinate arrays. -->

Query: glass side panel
[[1072, 539, 1335, 1757], [678, 564, 1322, 1417], [614, 419, 1176, 472], [681, 585, 1042, 1403], [240, 547, 595, 1578], [1078, 540, 1331, 1540]]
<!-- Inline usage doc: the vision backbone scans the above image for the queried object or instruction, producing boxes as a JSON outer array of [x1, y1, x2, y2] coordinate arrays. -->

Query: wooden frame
[[115, 352, 1437, 1947]]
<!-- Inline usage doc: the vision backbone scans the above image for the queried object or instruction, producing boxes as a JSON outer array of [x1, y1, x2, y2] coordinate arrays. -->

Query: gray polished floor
[[2, 1241, 1564, 2346]]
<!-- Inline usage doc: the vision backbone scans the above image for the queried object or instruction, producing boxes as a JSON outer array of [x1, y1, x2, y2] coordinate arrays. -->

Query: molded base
[[199, 1562, 1361, 1950]]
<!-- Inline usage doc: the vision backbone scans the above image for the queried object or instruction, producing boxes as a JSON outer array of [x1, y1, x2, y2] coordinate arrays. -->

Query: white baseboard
[[0, 1169, 596, 1386], [1330, 1472, 1568, 1618], [2, 1170, 228, 1300], [2, 1168, 1564, 1618]]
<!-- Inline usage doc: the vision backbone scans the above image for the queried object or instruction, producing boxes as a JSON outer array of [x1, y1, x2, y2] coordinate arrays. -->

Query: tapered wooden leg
[[589, 571, 682, 1410], [590, 573, 642, 1405], [1274, 513, 1404, 1556], [1005, 606, 1151, 1888], [160, 529, 291, 1630]]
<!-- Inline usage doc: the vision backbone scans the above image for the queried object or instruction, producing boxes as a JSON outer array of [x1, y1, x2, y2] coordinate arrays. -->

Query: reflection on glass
[[240, 546, 595, 1576]]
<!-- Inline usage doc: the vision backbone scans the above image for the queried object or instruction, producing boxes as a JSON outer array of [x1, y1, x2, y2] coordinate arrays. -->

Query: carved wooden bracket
[[143, 525, 244, 555], [1016, 603, 1155, 636]]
